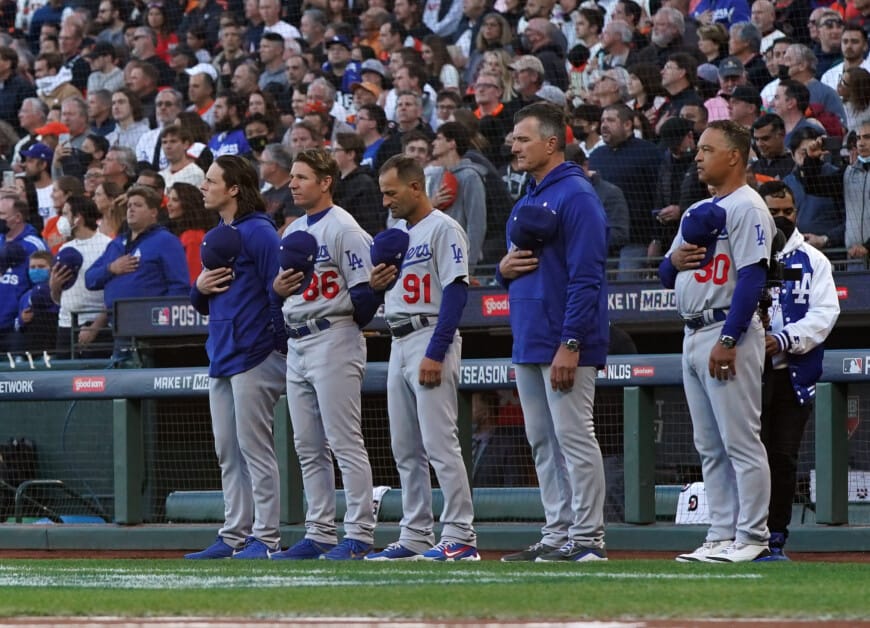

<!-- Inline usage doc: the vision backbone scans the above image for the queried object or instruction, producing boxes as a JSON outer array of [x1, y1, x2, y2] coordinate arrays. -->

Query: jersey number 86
[[302, 271, 340, 301]]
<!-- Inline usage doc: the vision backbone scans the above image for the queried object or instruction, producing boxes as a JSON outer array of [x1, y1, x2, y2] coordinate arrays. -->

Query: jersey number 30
[[693, 254, 731, 285], [302, 271, 340, 301], [403, 273, 431, 304]]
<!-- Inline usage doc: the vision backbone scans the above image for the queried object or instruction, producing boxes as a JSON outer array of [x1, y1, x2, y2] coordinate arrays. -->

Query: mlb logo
[[151, 307, 170, 326], [844, 358, 863, 374]]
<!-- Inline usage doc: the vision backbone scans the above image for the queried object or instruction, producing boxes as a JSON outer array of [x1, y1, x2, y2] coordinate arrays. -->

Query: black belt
[[682, 308, 728, 330], [389, 315, 433, 339], [286, 318, 331, 339]]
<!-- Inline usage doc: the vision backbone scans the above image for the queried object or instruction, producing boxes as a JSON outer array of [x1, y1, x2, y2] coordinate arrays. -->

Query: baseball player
[[186, 156, 287, 559], [497, 103, 609, 563], [365, 154, 479, 562], [270, 148, 379, 561], [756, 180, 839, 560], [659, 120, 776, 563]]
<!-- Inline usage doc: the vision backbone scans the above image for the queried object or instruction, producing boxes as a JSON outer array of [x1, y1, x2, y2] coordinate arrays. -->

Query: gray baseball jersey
[[282, 205, 373, 323], [668, 186, 776, 317], [382, 209, 476, 552], [671, 185, 775, 550], [384, 209, 469, 322], [282, 205, 376, 547]]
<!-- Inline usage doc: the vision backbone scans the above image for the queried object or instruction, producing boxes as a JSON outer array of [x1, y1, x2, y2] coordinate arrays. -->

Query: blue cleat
[[270, 538, 335, 560], [755, 532, 790, 562], [184, 536, 237, 560], [320, 538, 372, 560], [420, 541, 480, 562], [232, 537, 278, 559], [364, 542, 422, 561]]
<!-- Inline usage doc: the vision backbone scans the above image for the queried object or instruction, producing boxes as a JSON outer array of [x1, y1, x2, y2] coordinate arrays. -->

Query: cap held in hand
[[56, 246, 84, 290], [509, 204, 559, 252], [201, 224, 243, 270], [279, 230, 318, 295]]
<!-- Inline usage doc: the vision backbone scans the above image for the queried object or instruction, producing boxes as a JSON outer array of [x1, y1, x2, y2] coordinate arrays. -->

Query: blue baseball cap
[[0, 241, 27, 269], [20, 142, 54, 164], [509, 204, 559, 252], [371, 228, 409, 268], [201, 225, 243, 270], [279, 230, 318, 295], [371, 228, 409, 290], [29, 282, 54, 310], [325, 35, 352, 50], [56, 246, 83, 290], [681, 201, 727, 268]]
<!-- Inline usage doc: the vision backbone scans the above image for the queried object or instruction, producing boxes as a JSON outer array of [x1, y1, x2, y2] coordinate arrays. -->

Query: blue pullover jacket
[[190, 212, 286, 378], [498, 162, 609, 367], [85, 224, 190, 311], [0, 224, 47, 330]]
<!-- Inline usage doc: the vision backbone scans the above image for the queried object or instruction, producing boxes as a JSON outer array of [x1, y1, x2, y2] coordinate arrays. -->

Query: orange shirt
[[180, 228, 206, 284], [42, 215, 64, 255]]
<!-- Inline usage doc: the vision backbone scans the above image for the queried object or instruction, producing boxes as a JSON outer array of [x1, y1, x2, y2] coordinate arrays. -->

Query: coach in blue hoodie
[[184, 155, 287, 561], [496, 103, 609, 563], [85, 185, 190, 319]]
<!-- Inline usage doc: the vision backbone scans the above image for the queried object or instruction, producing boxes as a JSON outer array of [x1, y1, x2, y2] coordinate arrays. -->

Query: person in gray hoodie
[[425, 121, 487, 272]]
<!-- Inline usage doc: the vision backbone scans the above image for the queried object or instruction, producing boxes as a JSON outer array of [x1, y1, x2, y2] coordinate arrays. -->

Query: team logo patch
[[844, 358, 863, 374], [151, 307, 170, 326]]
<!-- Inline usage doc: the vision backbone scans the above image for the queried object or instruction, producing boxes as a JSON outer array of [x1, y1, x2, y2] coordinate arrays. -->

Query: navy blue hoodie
[[498, 162, 609, 366], [0, 225, 47, 330], [86, 224, 190, 311], [190, 212, 286, 378]]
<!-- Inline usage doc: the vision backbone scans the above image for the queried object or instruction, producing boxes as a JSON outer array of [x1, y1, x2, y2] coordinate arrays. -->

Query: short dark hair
[[787, 125, 823, 152], [758, 179, 795, 202], [358, 104, 387, 134], [707, 119, 751, 164], [436, 121, 471, 156], [293, 148, 340, 194], [401, 128, 431, 150], [214, 155, 266, 217], [778, 79, 810, 112], [335, 132, 365, 164], [261, 31, 284, 46], [380, 153, 425, 185], [513, 102, 567, 151], [66, 195, 100, 231], [572, 103, 603, 125], [602, 102, 635, 125], [86, 133, 110, 156], [244, 112, 276, 134], [752, 112, 786, 134], [137, 169, 165, 191], [401, 63, 428, 86], [843, 22, 869, 42]]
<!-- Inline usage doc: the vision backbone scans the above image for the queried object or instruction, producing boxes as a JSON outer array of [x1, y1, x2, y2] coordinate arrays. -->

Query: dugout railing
[[0, 350, 865, 531]]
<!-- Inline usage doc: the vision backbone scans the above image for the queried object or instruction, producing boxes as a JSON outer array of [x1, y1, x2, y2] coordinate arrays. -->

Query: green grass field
[[0, 559, 867, 620]]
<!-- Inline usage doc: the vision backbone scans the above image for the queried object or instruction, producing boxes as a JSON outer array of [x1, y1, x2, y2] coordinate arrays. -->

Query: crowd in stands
[[0, 0, 868, 359]]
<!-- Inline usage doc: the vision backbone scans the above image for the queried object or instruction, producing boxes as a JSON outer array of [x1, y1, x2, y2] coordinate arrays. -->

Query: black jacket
[[334, 166, 386, 237], [534, 42, 569, 91], [0, 74, 36, 136]]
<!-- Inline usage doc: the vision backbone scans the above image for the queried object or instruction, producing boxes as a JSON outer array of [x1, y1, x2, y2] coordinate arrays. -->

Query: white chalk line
[[0, 564, 762, 589]]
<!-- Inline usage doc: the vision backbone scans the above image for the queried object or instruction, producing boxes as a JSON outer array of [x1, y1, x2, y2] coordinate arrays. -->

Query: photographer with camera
[[756, 180, 840, 561]]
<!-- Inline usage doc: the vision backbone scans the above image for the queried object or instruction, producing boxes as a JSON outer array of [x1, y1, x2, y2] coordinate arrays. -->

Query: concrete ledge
[[2, 522, 870, 553]]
